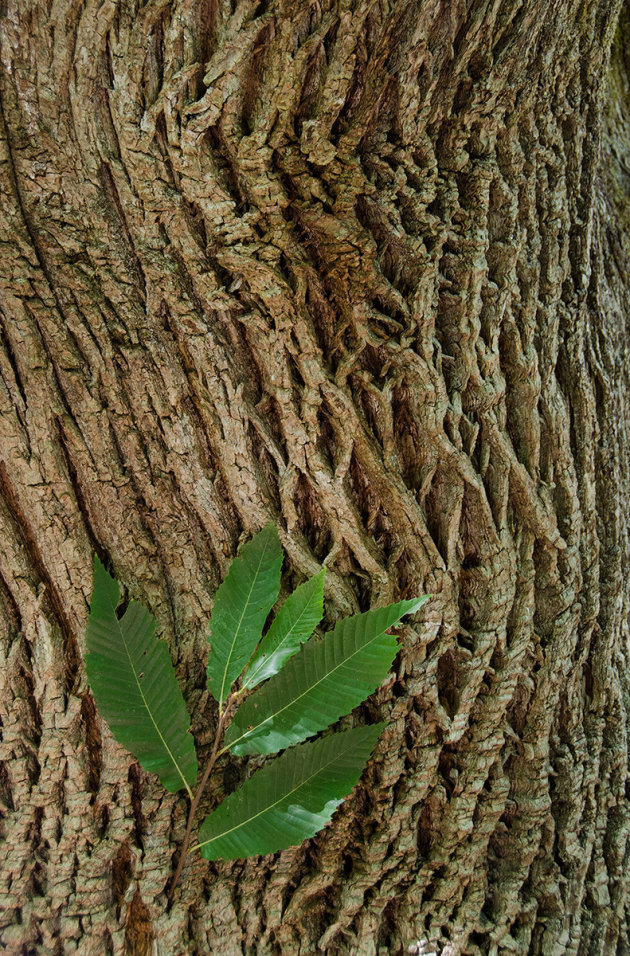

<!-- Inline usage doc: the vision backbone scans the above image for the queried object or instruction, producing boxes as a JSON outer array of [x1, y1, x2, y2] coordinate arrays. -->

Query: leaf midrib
[[197, 735, 359, 850], [106, 593, 193, 799], [243, 586, 318, 689], [217, 537, 273, 705], [226, 622, 392, 753]]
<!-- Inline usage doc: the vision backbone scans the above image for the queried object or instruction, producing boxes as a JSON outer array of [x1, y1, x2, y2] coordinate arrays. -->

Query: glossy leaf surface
[[85, 557, 198, 795], [226, 596, 429, 755], [198, 723, 385, 860], [207, 524, 283, 705], [242, 569, 325, 690]]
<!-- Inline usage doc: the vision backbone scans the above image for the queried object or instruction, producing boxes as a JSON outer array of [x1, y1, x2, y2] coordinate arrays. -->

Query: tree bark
[[0, 0, 628, 953]]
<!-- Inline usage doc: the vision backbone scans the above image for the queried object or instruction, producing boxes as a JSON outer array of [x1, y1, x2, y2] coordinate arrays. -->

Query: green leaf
[[197, 723, 385, 861], [207, 524, 283, 706], [84, 557, 198, 796], [225, 596, 430, 756], [242, 569, 325, 690]]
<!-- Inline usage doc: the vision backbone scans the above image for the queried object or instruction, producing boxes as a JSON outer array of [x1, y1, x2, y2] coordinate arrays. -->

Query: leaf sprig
[[84, 524, 430, 898]]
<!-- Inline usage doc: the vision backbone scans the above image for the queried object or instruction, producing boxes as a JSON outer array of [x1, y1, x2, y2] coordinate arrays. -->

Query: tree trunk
[[0, 0, 628, 953]]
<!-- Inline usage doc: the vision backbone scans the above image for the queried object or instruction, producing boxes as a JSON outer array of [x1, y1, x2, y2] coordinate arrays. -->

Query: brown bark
[[0, 0, 628, 953]]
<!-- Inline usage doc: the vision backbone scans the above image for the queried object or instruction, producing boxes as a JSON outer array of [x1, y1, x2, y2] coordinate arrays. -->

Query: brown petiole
[[168, 692, 238, 905]]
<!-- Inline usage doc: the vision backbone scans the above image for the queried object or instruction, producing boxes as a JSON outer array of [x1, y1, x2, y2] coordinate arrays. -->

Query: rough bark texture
[[0, 0, 629, 953]]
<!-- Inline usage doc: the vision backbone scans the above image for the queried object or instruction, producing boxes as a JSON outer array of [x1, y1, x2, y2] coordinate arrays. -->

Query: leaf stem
[[168, 694, 236, 905]]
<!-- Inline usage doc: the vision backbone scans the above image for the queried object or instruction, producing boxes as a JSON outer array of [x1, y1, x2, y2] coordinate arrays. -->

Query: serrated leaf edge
[[214, 525, 281, 706], [196, 724, 384, 854], [225, 596, 429, 755], [242, 569, 325, 690], [91, 561, 195, 799]]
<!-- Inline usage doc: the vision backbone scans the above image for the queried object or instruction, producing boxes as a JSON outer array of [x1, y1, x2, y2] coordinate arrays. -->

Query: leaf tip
[[90, 552, 120, 610], [92, 552, 108, 581], [406, 594, 432, 614], [258, 521, 282, 547]]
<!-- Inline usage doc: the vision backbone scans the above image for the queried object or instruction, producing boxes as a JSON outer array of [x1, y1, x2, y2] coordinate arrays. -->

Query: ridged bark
[[0, 1, 628, 953]]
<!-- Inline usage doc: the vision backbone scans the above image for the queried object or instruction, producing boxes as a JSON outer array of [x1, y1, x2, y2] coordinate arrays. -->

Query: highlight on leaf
[[225, 596, 430, 756], [83, 524, 431, 893], [206, 522, 283, 706], [84, 556, 198, 796], [242, 567, 325, 690], [197, 723, 386, 861]]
